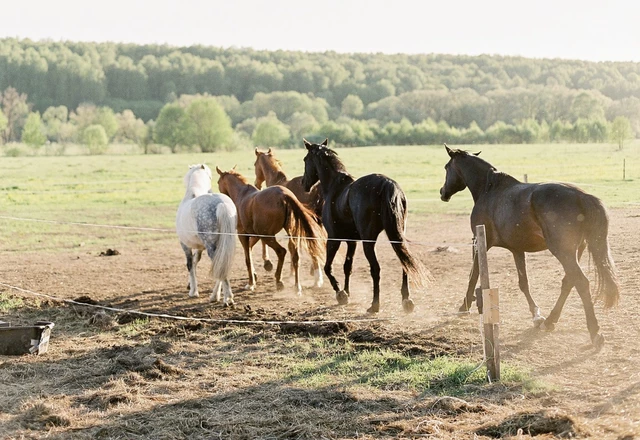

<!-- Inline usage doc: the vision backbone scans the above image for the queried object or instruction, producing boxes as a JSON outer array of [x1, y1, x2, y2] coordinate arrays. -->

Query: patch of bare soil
[[0, 209, 639, 438]]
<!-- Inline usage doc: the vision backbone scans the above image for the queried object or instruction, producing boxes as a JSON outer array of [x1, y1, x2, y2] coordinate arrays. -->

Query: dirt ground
[[1, 208, 639, 439]]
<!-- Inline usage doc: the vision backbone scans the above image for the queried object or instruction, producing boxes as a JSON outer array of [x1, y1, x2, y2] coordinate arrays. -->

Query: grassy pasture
[[1, 142, 638, 253]]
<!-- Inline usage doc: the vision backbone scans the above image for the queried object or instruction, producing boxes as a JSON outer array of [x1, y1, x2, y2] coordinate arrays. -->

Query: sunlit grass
[[0, 292, 25, 312]]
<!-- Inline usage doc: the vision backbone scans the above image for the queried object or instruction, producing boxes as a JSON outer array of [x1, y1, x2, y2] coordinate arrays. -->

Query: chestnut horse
[[216, 166, 325, 294], [301, 139, 426, 313], [254, 147, 324, 271], [440, 145, 619, 349]]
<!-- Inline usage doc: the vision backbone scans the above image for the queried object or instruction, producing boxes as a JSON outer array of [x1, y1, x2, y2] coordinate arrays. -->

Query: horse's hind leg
[[343, 241, 357, 294], [211, 280, 222, 302], [459, 249, 479, 313], [222, 280, 234, 306], [543, 253, 603, 349], [512, 251, 544, 326], [261, 241, 273, 272], [362, 241, 381, 314], [287, 239, 302, 295], [182, 243, 202, 297], [239, 235, 256, 291], [400, 270, 414, 313], [262, 236, 287, 291]]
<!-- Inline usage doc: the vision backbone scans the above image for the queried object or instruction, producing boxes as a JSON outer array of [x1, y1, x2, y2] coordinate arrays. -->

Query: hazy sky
[[4, 0, 640, 62]]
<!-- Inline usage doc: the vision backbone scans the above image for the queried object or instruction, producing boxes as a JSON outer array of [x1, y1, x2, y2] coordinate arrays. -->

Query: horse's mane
[[310, 145, 348, 173], [485, 169, 520, 192], [224, 169, 251, 185]]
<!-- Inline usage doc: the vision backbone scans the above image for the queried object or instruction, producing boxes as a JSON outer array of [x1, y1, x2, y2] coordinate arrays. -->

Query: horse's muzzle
[[439, 187, 450, 202]]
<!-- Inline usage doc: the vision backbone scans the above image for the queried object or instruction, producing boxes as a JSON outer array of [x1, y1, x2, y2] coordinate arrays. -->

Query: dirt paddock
[[1, 208, 639, 438]]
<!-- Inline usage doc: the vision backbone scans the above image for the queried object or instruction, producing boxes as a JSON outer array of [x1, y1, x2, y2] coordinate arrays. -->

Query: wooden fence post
[[475, 224, 500, 381]]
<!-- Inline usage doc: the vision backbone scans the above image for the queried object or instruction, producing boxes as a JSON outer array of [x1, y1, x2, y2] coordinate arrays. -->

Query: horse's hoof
[[189, 291, 199, 298], [402, 298, 415, 314], [263, 261, 273, 272], [244, 284, 256, 292], [592, 334, 605, 351], [539, 320, 555, 332], [532, 315, 546, 328], [367, 304, 380, 314], [458, 304, 470, 313], [276, 281, 285, 291], [336, 290, 349, 305]]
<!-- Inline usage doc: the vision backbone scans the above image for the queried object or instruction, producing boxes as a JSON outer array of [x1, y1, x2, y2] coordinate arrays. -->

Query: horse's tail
[[381, 181, 429, 288], [283, 193, 326, 263], [209, 200, 237, 282], [582, 194, 619, 308]]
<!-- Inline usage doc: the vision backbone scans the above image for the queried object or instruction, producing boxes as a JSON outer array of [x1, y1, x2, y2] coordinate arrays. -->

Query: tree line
[[0, 38, 638, 152]]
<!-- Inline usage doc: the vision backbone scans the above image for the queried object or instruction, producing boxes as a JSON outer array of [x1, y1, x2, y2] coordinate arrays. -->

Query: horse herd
[[176, 139, 620, 349]]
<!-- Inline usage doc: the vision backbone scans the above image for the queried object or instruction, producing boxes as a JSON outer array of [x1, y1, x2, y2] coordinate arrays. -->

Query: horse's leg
[[261, 236, 287, 291], [222, 279, 234, 306], [249, 236, 261, 282], [211, 280, 222, 303], [512, 251, 545, 326], [181, 243, 200, 297], [324, 239, 348, 304], [288, 239, 302, 295], [400, 269, 414, 313], [543, 251, 604, 349], [312, 254, 324, 288], [459, 249, 479, 313], [362, 241, 381, 314], [239, 235, 256, 291], [261, 240, 273, 272], [343, 241, 357, 294]]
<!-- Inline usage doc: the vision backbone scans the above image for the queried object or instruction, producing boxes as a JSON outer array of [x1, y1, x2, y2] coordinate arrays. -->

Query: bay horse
[[301, 139, 426, 313], [254, 147, 324, 272], [216, 166, 325, 294], [176, 164, 237, 305], [439, 145, 619, 349]]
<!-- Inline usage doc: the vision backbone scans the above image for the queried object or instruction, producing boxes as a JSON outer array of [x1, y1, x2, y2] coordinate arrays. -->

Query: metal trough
[[0, 321, 55, 355]]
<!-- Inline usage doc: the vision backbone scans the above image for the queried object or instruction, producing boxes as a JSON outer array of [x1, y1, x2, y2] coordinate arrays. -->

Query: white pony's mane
[[184, 164, 213, 197]]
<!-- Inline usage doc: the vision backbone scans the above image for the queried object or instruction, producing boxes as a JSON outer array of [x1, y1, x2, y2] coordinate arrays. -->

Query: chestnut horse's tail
[[283, 194, 326, 263], [582, 194, 620, 308], [381, 181, 429, 288]]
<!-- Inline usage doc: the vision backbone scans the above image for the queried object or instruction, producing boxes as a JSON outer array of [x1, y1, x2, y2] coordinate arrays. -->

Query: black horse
[[440, 144, 619, 348], [302, 139, 425, 313]]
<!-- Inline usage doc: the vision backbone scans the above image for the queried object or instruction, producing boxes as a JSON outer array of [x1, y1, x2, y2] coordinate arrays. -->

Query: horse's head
[[215, 165, 242, 196], [440, 144, 480, 202], [184, 164, 212, 192], [253, 147, 273, 189], [302, 138, 328, 191]]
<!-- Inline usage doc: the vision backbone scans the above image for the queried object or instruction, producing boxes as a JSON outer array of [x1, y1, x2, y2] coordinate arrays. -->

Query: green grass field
[[1, 142, 639, 252]]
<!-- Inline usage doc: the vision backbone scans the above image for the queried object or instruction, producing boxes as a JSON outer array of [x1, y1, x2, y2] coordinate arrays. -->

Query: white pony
[[176, 164, 238, 305]]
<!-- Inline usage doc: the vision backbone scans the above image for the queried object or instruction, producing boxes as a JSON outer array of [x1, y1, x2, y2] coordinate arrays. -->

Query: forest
[[0, 38, 638, 151]]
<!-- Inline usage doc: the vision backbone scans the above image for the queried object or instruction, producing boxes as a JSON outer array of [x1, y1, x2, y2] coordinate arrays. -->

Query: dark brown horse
[[301, 139, 426, 313], [254, 147, 324, 272], [439, 145, 619, 349], [216, 166, 325, 293]]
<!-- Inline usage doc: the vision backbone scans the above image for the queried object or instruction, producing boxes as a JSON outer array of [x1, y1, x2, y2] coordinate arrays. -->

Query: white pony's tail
[[210, 200, 237, 282]]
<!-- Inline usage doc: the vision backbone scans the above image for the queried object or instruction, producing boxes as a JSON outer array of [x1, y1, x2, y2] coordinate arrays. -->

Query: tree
[[610, 116, 634, 150], [1, 87, 30, 142], [183, 98, 233, 152], [83, 124, 109, 154], [341, 95, 364, 118], [22, 112, 46, 148], [42, 106, 69, 142], [0, 112, 7, 144], [252, 112, 291, 147], [153, 104, 188, 152]]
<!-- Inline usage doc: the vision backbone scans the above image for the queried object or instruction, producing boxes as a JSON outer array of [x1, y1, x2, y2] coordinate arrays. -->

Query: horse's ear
[[473, 151, 481, 156], [321, 138, 328, 146], [303, 138, 312, 150], [267, 147, 272, 154], [254, 147, 260, 156], [444, 143, 454, 157], [200, 164, 205, 169], [215, 166, 223, 176], [232, 164, 237, 171]]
